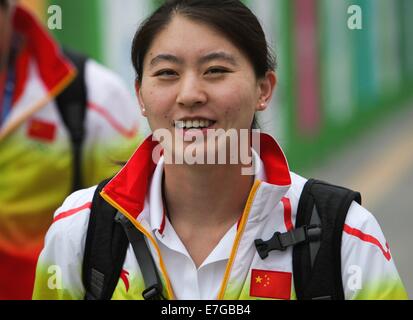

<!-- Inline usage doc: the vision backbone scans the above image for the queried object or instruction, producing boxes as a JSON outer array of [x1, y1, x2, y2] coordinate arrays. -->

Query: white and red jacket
[[33, 134, 408, 300]]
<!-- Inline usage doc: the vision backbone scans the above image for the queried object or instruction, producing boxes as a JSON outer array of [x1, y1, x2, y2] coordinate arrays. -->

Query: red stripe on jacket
[[343, 224, 392, 261], [53, 202, 92, 223], [88, 102, 138, 138], [282, 197, 294, 232]]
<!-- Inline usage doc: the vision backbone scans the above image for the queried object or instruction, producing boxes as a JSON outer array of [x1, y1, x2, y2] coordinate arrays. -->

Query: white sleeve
[[32, 187, 96, 300], [341, 201, 408, 300]]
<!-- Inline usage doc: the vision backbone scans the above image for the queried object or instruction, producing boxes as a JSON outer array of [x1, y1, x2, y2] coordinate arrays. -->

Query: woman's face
[[137, 15, 275, 160]]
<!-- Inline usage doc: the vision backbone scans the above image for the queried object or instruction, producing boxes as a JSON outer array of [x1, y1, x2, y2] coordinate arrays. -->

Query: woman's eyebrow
[[150, 54, 183, 67], [199, 52, 239, 66], [149, 52, 238, 67]]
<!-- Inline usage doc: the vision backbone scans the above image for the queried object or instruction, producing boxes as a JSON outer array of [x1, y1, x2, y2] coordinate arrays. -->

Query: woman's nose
[[176, 74, 207, 108]]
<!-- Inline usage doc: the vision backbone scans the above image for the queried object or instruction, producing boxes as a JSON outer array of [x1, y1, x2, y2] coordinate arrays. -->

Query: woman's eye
[[154, 69, 178, 78], [205, 67, 230, 75]]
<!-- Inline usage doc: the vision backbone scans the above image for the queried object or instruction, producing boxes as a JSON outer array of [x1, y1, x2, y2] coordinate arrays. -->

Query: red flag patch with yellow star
[[250, 269, 292, 300], [27, 118, 56, 142]]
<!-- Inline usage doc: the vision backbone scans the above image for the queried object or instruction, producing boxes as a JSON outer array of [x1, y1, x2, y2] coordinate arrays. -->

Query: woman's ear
[[135, 81, 147, 117], [256, 71, 277, 111]]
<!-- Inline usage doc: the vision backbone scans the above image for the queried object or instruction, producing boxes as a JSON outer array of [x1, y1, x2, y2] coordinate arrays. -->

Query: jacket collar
[[102, 133, 291, 220], [12, 6, 76, 98]]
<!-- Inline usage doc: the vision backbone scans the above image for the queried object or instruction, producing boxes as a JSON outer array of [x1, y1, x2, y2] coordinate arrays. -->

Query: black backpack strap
[[254, 178, 361, 300], [293, 179, 361, 300], [82, 179, 129, 300], [115, 213, 165, 300], [55, 48, 88, 192], [83, 179, 166, 300]]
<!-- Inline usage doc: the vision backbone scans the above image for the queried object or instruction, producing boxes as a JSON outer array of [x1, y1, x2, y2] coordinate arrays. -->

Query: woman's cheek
[[146, 92, 173, 116], [220, 88, 256, 120]]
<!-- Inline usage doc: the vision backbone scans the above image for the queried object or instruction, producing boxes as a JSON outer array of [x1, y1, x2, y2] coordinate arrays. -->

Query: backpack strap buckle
[[306, 224, 322, 242], [255, 225, 321, 259], [142, 284, 164, 300], [255, 232, 286, 259]]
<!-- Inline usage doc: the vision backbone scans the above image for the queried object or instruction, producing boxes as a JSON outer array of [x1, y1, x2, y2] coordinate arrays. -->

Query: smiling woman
[[32, 0, 408, 301], [136, 14, 275, 170]]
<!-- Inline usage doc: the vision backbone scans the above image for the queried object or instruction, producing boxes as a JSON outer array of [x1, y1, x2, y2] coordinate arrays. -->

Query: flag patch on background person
[[250, 269, 292, 300], [27, 118, 56, 142]]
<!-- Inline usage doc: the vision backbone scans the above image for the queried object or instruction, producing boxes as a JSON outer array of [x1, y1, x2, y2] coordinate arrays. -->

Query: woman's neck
[[162, 162, 255, 268], [163, 162, 254, 229]]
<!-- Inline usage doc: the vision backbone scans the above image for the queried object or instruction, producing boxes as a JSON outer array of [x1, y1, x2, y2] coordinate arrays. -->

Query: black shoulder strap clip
[[255, 224, 321, 259]]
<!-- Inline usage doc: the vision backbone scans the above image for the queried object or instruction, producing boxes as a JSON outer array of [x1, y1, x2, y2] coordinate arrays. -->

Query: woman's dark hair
[[0, 0, 9, 8], [131, 0, 276, 85]]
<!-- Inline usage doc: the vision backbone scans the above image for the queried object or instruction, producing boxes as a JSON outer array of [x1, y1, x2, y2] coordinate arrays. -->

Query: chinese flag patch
[[27, 118, 56, 142], [250, 269, 292, 300]]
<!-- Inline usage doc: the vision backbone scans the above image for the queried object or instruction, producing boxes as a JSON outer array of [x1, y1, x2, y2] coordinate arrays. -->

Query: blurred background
[[20, 0, 413, 297]]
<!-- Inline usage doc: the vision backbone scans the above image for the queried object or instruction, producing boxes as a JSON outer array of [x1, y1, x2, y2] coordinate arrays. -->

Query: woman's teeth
[[175, 120, 214, 129]]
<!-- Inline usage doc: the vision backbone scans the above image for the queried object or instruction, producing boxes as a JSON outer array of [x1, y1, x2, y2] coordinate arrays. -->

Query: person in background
[[33, 0, 407, 300], [0, 0, 142, 299]]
